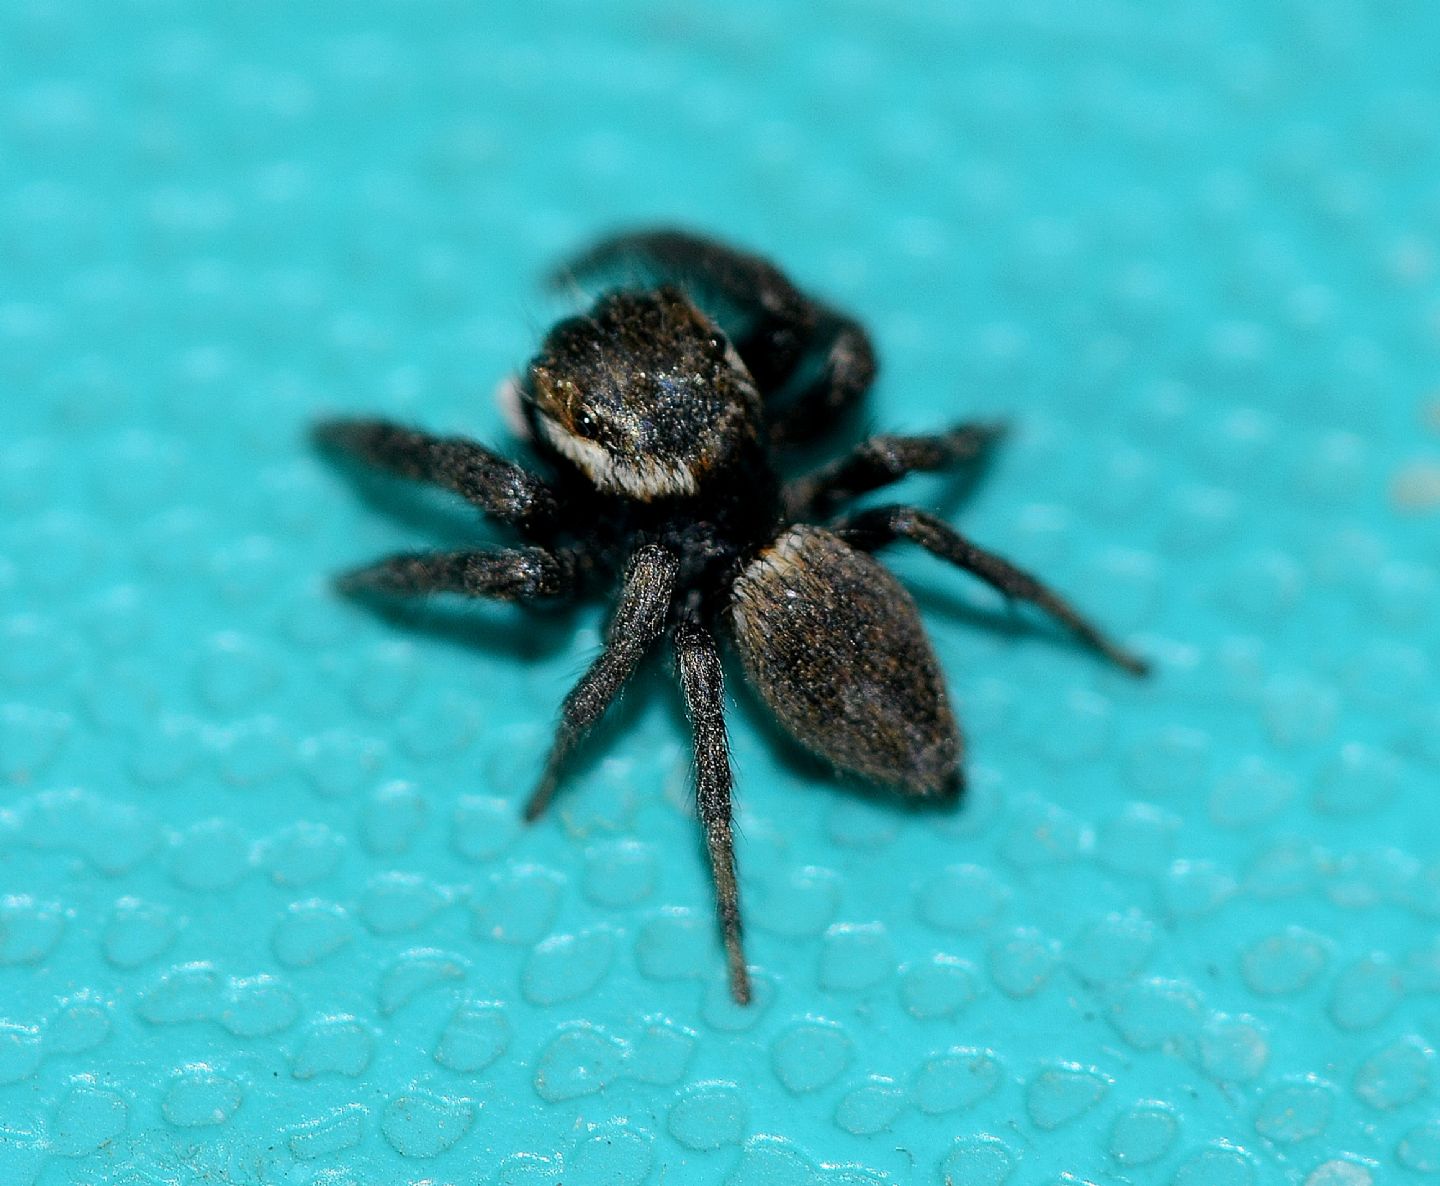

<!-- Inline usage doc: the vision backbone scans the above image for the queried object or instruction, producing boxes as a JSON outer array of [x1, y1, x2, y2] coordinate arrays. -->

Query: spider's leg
[[523, 544, 678, 821], [831, 505, 1150, 676], [550, 228, 876, 444], [314, 419, 559, 536], [784, 421, 1007, 519], [763, 305, 877, 448], [334, 546, 579, 601], [675, 620, 751, 1005], [550, 228, 814, 390]]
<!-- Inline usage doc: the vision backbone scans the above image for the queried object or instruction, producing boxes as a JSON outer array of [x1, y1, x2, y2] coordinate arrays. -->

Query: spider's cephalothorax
[[316, 229, 1149, 1004], [526, 287, 764, 502]]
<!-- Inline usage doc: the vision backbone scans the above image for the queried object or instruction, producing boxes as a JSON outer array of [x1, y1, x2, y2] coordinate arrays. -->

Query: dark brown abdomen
[[729, 525, 962, 797]]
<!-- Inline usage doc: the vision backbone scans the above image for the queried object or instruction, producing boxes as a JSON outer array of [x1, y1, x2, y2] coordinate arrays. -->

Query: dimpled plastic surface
[[3, 0, 1440, 1183]]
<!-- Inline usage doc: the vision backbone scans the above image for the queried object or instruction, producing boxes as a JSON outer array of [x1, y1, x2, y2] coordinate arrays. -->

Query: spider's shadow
[[351, 594, 579, 663], [716, 675, 960, 819]]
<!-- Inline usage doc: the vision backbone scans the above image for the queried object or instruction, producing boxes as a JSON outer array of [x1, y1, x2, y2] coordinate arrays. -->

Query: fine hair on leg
[[675, 619, 750, 1005], [314, 418, 559, 534], [335, 547, 579, 600], [524, 545, 679, 821]]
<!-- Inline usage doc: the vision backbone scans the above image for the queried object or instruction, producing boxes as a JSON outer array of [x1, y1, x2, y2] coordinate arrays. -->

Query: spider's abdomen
[[729, 525, 961, 798]]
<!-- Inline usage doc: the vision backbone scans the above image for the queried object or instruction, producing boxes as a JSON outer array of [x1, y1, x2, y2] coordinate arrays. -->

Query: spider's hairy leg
[[548, 228, 876, 445], [675, 620, 751, 1005], [523, 544, 679, 822], [764, 305, 877, 448], [784, 421, 1008, 519], [832, 505, 1151, 676], [313, 418, 559, 535], [334, 546, 580, 601]]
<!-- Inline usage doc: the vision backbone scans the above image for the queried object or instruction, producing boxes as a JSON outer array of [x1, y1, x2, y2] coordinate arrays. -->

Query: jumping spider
[[316, 229, 1148, 1004]]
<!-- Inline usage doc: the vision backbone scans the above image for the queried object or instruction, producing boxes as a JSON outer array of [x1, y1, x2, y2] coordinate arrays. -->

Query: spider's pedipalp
[[675, 620, 750, 1005], [832, 504, 1151, 676], [524, 544, 679, 821], [314, 418, 559, 535]]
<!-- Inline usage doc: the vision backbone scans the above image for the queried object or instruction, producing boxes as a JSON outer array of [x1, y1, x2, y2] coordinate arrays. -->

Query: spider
[[315, 229, 1148, 1004]]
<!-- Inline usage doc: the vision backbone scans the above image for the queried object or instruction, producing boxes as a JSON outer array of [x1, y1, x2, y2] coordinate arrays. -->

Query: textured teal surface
[[3, 1, 1440, 1183]]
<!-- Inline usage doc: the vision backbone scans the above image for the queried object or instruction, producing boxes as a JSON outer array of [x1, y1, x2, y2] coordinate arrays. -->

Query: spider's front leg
[[784, 421, 1007, 519], [523, 544, 679, 821], [314, 418, 559, 537], [551, 228, 876, 446], [832, 505, 1150, 676], [675, 620, 750, 1005], [334, 546, 581, 601]]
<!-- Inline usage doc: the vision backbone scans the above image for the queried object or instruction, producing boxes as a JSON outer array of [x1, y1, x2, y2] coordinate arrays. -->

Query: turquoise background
[[3, 0, 1440, 1183]]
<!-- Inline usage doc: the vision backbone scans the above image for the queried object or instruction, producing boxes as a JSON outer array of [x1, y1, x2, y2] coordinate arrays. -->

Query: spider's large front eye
[[531, 368, 590, 433]]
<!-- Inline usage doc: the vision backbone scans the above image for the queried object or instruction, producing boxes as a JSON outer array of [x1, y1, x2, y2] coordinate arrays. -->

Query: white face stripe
[[536, 412, 700, 499]]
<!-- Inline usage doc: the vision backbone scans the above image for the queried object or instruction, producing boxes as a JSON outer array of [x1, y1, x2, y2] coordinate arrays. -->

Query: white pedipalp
[[493, 373, 532, 441]]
